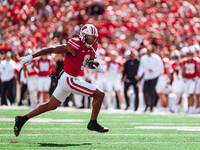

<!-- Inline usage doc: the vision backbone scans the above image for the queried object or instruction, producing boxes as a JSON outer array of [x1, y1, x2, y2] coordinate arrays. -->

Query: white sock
[[188, 107, 193, 113], [29, 91, 37, 109], [160, 107, 164, 112]]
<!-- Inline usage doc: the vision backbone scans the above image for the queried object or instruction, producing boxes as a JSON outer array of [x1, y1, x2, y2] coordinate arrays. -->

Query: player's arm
[[23, 65, 27, 78], [197, 61, 200, 77], [20, 44, 76, 64], [181, 63, 185, 77], [122, 62, 128, 82], [32, 44, 76, 58]]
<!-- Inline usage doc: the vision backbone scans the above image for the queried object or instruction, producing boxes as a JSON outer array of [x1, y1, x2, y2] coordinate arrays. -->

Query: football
[[87, 60, 99, 69]]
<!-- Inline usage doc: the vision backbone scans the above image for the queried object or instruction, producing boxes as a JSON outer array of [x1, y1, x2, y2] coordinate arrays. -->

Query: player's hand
[[135, 75, 140, 81], [19, 55, 33, 65], [148, 69, 153, 73]]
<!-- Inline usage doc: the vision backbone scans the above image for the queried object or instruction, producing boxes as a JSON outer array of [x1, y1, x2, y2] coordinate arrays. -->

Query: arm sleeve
[[67, 39, 80, 51]]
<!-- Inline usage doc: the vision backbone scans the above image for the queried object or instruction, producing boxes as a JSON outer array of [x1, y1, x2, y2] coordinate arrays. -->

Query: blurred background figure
[[170, 50, 183, 113], [23, 49, 38, 109], [18, 67, 28, 106], [0, 54, 2, 101], [122, 49, 140, 111], [137, 47, 163, 112], [181, 48, 199, 114], [0, 52, 16, 105], [156, 52, 172, 112], [37, 55, 56, 104], [105, 50, 124, 110]]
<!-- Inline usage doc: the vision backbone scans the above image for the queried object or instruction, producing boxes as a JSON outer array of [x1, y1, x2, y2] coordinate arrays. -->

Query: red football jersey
[[64, 37, 97, 76], [171, 61, 178, 72], [24, 60, 38, 76], [38, 57, 52, 77], [162, 57, 171, 75], [182, 58, 199, 79]]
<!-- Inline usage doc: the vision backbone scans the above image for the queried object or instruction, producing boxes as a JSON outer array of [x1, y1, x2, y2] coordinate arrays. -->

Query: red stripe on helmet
[[82, 26, 87, 31], [91, 26, 94, 34]]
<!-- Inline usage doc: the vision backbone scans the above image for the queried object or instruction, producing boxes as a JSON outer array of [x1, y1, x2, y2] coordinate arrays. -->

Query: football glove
[[89, 64, 103, 73], [19, 55, 33, 65]]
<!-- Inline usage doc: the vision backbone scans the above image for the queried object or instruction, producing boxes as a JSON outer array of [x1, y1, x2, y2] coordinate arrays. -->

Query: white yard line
[[1, 127, 200, 131], [1, 142, 200, 145], [135, 126, 200, 131], [1, 118, 200, 126], [0, 134, 199, 136]]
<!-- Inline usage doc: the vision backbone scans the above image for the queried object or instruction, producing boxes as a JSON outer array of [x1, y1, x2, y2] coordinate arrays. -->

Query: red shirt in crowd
[[37, 57, 52, 77], [24, 60, 38, 76], [162, 57, 171, 75], [182, 57, 199, 79]]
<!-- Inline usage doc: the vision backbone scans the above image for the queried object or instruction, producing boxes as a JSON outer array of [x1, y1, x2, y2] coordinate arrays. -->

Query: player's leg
[[143, 80, 150, 112], [90, 88, 104, 120], [114, 79, 124, 109], [14, 81, 69, 137], [29, 90, 37, 109], [60, 73, 109, 132], [133, 82, 139, 111], [43, 91, 49, 103], [42, 77, 51, 103], [196, 94, 200, 113], [186, 79, 195, 113], [87, 88, 109, 132], [14, 96, 61, 136], [188, 94, 194, 113], [124, 82, 131, 110], [27, 76, 37, 109]]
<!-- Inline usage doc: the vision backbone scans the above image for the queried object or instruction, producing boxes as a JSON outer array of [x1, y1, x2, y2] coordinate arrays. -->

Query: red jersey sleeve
[[67, 38, 80, 50]]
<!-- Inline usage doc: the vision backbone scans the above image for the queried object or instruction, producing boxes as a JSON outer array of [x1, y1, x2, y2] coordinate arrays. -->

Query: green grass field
[[0, 107, 200, 150]]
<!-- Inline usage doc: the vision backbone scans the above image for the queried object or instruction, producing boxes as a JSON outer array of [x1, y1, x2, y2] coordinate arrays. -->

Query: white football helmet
[[80, 24, 98, 48], [170, 50, 180, 59]]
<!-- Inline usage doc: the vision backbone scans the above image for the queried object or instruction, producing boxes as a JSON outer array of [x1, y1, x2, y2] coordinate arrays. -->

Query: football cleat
[[14, 116, 26, 136], [87, 121, 109, 133]]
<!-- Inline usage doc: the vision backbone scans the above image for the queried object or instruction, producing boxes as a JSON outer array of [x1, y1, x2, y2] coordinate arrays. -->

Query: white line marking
[[0, 134, 199, 136], [1, 142, 200, 144], [135, 126, 200, 131], [1, 127, 200, 131]]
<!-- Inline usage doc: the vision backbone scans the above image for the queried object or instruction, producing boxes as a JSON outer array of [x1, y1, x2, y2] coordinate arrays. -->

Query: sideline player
[[14, 24, 109, 136], [37, 55, 55, 104], [23, 49, 38, 109], [181, 48, 200, 113]]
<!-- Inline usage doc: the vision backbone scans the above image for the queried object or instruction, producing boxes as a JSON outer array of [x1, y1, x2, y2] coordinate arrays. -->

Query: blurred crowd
[[1, 0, 200, 113], [1, 0, 200, 55]]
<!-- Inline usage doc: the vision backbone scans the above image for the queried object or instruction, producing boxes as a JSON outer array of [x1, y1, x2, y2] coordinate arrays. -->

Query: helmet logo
[[82, 26, 87, 31], [91, 26, 94, 34]]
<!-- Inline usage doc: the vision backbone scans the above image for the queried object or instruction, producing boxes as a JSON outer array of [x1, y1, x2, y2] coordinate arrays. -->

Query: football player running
[[14, 24, 109, 136]]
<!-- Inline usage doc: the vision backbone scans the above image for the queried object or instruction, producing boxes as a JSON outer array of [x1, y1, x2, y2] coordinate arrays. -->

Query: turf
[[0, 108, 200, 150]]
